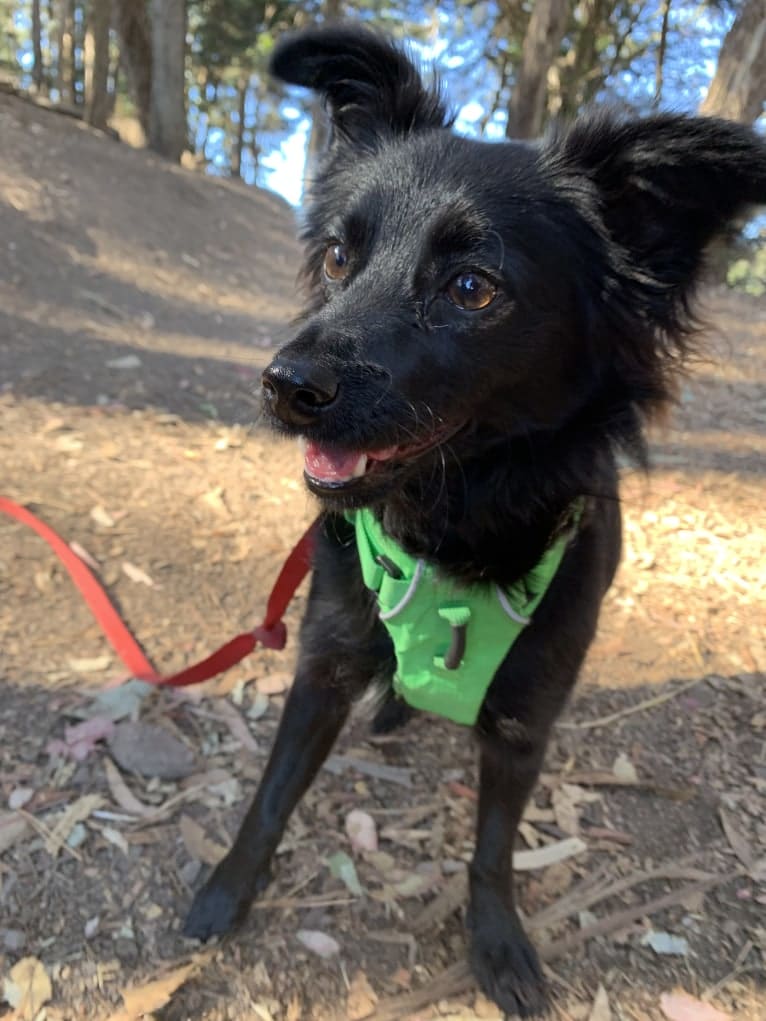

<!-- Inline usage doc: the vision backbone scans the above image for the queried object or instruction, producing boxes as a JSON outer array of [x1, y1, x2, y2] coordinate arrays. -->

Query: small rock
[[1, 928, 26, 951], [106, 354, 142, 370], [108, 721, 197, 779]]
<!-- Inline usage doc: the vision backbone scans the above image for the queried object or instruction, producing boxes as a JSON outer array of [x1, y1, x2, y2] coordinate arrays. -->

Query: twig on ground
[[559, 675, 709, 730], [542, 769, 694, 801], [701, 939, 754, 1000], [368, 862, 741, 1021]]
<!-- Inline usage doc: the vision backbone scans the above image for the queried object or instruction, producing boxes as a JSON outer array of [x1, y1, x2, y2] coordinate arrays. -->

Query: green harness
[[350, 507, 579, 726]]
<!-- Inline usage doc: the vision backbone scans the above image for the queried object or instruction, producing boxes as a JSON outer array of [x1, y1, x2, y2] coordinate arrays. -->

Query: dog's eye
[[446, 272, 496, 311], [323, 243, 350, 281]]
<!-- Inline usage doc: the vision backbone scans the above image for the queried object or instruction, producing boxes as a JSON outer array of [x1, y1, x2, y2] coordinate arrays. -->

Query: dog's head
[[263, 25, 766, 510]]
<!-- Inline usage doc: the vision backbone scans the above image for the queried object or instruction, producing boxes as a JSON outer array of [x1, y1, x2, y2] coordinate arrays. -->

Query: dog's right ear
[[270, 25, 450, 150]]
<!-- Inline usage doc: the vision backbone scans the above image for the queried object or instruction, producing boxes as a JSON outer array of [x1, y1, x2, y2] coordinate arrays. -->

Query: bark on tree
[[700, 0, 766, 124], [85, 0, 112, 129], [114, 0, 152, 138], [31, 0, 45, 93], [55, 0, 75, 105], [506, 0, 571, 139], [654, 0, 672, 106], [148, 0, 187, 162], [231, 77, 247, 179]]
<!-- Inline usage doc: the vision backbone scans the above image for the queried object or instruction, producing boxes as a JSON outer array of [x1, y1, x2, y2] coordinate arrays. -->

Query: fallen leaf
[[588, 984, 611, 1021], [180, 815, 228, 867], [641, 931, 689, 956], [53, 433, 83, 453], [346, 809, 378, 853], [90, 504, 116, 528], [8, 787, 34, 811], [68, 822, 88, 848], [247, 691, 270, 719], [69, 655, 112, 674], [70, 539, 100, 569], [109, 721, 197, 779], [206, 774, 242, 806], [2, 956, 52, 1019], [122, 561, 155, 586], [75, 679, 154, 723], [552, 783, 601, 836], [659, 991, 731, 1021], [285, 994, 302, 1021], [366, 850, 396, 873], [0, 813, 30, 854], [106, 354, 142, 369], [391, 868, 441, 899], [216, 700, 258, 753], [200, 486, 229, 515], [513, 836, 587, 871], [296, 929, 341, 959], [612, 752, 639, 783], [412, 872, 468, 934], [46, 794, 104, 858], [325, 754, 413, 788], [327, 851, 363, 896], [719, 806, 755, 873], [346, 970, 378, 1021], [103, 756, 153, 816], [446, 780, 478, 801], [47, 716, 115, 762], [255, 672, 292, 695], [101, 826, 130, 855], [105, 958, 209, 1021]]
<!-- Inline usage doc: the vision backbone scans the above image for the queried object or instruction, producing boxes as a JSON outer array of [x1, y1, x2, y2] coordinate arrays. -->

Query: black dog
[[184, 25, 766, 1016]]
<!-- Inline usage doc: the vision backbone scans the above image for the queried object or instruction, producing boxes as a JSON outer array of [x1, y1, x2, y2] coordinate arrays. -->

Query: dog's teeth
[[297, 437, 307, 453], [352, 454, 368, 478]]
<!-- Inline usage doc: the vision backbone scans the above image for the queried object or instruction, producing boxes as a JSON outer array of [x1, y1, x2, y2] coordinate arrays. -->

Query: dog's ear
[[552, 112, 766, 303], [270, 25, 450, 149]]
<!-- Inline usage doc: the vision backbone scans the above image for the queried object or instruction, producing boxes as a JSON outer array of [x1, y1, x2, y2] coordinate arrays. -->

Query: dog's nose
[[261, 359, 339, 426]]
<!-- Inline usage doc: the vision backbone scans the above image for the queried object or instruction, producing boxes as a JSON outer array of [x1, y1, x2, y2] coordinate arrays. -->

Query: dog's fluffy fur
[[184, 25, 766, 1015]]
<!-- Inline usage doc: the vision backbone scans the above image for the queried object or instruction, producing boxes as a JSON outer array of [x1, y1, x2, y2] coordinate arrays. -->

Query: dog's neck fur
[[376, 421, 620, 588]]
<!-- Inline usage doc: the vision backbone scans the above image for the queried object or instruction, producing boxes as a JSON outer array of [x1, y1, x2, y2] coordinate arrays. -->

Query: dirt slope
[[0, 92, 301, 422], [0, 97, 764, 1021]]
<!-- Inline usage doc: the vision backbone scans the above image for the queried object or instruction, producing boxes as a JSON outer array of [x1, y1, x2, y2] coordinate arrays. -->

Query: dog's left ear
[[270, 24, 449, 150], [551, 112, 766, 300]]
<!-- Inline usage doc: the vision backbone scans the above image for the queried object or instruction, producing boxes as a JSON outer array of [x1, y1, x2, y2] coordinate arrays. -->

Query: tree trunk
[[654, 0, 672, 106], [85, 0, 112, 129], [114, 0, 152, 139], [231, 76, 247, 179], [506, 0, 571, 139], [148, 0, 187, 161], [700, 0, 766, 124], [55, 0, 75, 105], [31, 0, 45, 94]]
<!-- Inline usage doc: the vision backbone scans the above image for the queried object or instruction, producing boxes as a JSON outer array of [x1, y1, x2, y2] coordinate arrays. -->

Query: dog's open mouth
[[304, 442, 397, 487], [302, 425, 461, 492]]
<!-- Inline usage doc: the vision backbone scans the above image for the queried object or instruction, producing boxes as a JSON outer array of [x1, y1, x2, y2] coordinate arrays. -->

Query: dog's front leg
[[183, 663, 352, 941], [468, 724, 549, 1018]]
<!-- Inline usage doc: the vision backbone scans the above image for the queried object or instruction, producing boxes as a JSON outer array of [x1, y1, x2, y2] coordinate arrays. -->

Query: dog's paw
[[468, 901, 549, 1018], [371, 696, 413, 735], [183, 862, 270, 942]]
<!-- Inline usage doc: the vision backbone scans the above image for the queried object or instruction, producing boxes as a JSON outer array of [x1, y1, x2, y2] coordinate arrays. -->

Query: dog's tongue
[[304, 441, 399, 482], [304, 442, 366, 482]]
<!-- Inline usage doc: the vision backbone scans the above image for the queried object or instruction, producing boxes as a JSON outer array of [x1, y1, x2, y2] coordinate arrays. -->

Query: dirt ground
[[0, 94, 764, 1021]]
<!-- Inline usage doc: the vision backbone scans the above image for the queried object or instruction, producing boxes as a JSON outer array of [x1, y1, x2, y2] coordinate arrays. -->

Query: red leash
[[0, 496, 318, 687]]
